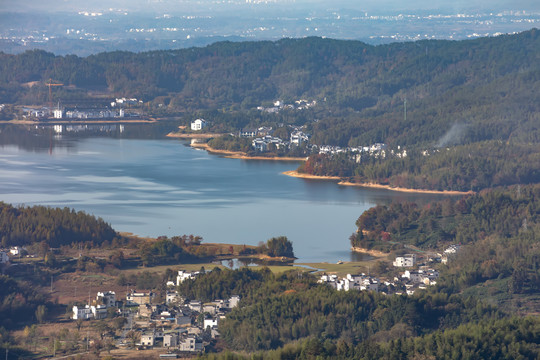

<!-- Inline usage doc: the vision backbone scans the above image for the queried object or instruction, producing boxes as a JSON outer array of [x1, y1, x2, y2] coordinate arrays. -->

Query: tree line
[[201, 316, 540, 359], [0, 202, 118, 248], [297, 141, 540, 191]]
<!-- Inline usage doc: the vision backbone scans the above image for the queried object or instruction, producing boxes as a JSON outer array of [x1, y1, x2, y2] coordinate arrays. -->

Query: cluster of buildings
[[111, 97, 142, 107], [71, 270, 240, 354], [314, 143, 411, 163], [249, 127, 310, 152], [22, 106, 128, 120], [0, 246, 25, 264], [319, 246, 460, 296], [256, 99, 317, 113], [318, 273, 380, 292], [317, 143, 390, 157], [318, 266, 440, 297], [73, 291, 117, 320], [252, 135, 287, 152], [53, 107, 126, 120]]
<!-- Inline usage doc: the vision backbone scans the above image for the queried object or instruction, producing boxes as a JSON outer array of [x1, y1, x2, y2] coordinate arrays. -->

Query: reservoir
[[0, 124, 451, 262]]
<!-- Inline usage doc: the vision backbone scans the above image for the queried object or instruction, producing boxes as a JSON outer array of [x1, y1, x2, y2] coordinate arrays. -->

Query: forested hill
[[1, 29, 539, 148], [0, 202, 118, 248]]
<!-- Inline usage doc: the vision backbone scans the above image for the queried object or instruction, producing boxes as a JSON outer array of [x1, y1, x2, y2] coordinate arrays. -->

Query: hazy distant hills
[[1, 29, 539, 149]]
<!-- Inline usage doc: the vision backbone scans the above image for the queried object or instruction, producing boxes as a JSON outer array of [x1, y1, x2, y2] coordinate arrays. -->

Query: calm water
[[0, 124, 450, 262]]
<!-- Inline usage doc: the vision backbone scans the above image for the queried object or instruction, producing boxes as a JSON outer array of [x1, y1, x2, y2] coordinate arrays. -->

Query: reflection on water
[[0, 124, 458, 263], [0, 122, 177, 153], [215, 258, 267, 270], [350, 251, 374, 262]]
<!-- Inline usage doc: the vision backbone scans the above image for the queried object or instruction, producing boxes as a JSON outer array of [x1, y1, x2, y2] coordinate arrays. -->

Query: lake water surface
[[0, 124, 451, 262]]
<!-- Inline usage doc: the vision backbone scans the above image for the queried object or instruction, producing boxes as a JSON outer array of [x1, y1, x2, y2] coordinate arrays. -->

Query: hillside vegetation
[[0, 29, 539, 149]]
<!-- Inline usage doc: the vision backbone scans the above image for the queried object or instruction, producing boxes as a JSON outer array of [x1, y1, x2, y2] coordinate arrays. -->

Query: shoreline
[[283, 170, 474, 195], [166, 132, 225, 139], [191, 142, 307, 162], [282, 170, 341, 181], [350, 246, 390, 258]]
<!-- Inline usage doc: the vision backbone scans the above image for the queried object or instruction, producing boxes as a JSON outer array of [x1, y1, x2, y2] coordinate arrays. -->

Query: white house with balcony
[[190, 119, 207, 131]]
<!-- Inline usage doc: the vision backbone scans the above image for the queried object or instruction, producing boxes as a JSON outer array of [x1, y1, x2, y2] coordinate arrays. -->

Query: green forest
[[1, 29, 539, 190], [297, 141, 540, 191], [173, 266, 540, 359], [0, 30, 538, 149], [0, 202, 118, 248], [351, 184, 540, 313]]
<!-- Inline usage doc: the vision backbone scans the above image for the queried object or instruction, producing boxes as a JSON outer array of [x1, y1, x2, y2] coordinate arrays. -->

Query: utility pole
[[404, 98, 407, 122]]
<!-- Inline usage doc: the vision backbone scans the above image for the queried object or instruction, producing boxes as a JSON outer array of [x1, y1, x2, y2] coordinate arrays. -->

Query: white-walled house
[[126, 290, 155, 305], [9, 247, 21, 256], [179, 336, 203, 352], [96, 291, 116, 308], [226, 295, 240, 309], [393, 254, 417, 267], [177, 270, 200, 285], [163, 332, 178, 348], [191, 119, 207, 131], [204, 318, 218, 329], [72, 305, 93, 320], [91, 305, 108, 319], [166, 290, 179, 304], [141, 332, 155, 346]]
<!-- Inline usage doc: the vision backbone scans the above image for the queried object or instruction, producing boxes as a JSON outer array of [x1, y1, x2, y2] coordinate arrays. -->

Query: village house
[[163, 332, 178, 348], [96, 291, 116, 308], [252, 135, 286, 152], [141, 332, 155, 347], [126, 290, 155, 305], [202, 302, 220, 316], [90, 305, 108, 320], [72, 305, 93, 320], [225, 295, 240, 309], [175, 309, 192, 326], [190, 119, 207, 131], [166, 290, 180, 304], [290, 131, 310, 145], [318, 274, 338, 289], [9, 246, 22, 256], [203, 317, 218, 329], [393, 254, 417, 267], [158, 310, 176, 322], [239, 128, 258, 137], [188, 300, 202, 313], [179, 336, 203, 352], [177, 270, 199, 285]]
